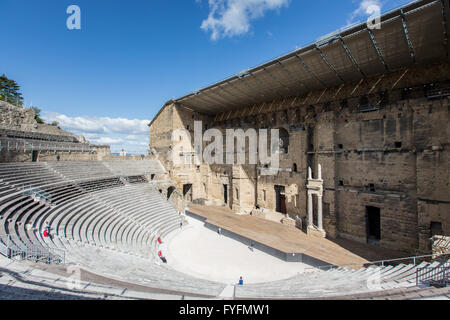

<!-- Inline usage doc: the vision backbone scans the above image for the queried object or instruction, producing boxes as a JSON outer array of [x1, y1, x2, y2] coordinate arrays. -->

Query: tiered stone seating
[[46, 162, 114, 182], [102, 160, 165, 176], [0, 160, 225, 297], [234, 260, 450, 299], [0, 163, 66, 190], [126, 176, 148, 184], [0, 254, 205, 300], [38, 184, 179, 257], [27, 184, 224, 296], [0, 179, 127, 256]]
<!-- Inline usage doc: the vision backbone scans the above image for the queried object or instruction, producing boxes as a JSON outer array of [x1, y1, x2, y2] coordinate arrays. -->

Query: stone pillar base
[[281, 217, 296, 229], [307, 226, 327, 238]]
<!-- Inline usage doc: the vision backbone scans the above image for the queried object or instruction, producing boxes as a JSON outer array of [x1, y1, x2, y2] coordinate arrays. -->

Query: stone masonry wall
[[149, 61, 450, 253]]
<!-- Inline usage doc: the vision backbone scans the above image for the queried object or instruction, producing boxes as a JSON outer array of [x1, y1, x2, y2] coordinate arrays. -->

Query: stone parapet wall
[[0, 101, 75, 139], [148, 61, 450, 253]]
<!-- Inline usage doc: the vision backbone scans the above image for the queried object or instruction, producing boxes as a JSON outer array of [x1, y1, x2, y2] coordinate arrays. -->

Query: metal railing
[[305, 252, 450, 273], [416, 266, 449, 287], [427, 87, 450, 99], [0, 137, 97, 153], [0, 241, 8, 257], [1, 235, 65, 265], [21, 185, 52, 204], [433, 236, 450, 251]]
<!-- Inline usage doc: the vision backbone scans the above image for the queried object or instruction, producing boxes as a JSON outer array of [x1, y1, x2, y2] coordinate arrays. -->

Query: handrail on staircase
[[305, 252, 450, 273]]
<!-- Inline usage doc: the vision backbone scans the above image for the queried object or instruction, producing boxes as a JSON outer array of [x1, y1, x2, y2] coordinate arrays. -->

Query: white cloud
[[94, 137, 124, 145], [200, 0, 290, 40], [42, 111, 150, 154], [42, 112, 150, 135]]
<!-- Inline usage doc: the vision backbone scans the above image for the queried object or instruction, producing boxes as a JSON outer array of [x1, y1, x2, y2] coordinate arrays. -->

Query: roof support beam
[[315, 45, 345, 83], [400, 10, 416, 63], [217, 84, 245, 102], [179, 101, 210, 115], [264, 68, 292, 91], [204, 88, 241, 109], [243, 72, 283, 97], [195, 92, 230, 110], [263, 68, 291, 92], [237, 75, 264, 99], [248, 72, 284, 100], [294, 54, 327, 88], [262, 67, 302, 98], [339, 37, 366, 78], [277, 60, 310, 91], [367, 29, 389, 72], [225, 80, 260, 106]]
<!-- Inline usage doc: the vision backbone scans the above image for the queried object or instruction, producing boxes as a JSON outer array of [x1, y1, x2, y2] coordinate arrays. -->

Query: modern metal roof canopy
[[171, 0, 449, 115]]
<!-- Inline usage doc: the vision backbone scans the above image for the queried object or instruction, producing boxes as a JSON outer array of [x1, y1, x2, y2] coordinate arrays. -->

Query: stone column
[[308, 193, 313, 227], [317, 195, 323, 230]]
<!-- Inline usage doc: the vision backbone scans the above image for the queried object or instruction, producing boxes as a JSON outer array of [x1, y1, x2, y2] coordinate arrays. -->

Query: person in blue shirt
[[239, 276, 244, 286]]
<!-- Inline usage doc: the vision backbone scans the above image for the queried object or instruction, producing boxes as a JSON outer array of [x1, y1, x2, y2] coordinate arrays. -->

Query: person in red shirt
[[158, 237, 162, 244], [43, 229, 49, 238]]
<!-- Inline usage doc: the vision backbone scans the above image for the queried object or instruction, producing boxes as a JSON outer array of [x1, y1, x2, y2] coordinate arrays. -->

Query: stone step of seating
[[234, 258, 450, 299], [35, 185, 176, 255], [47, 237, 225, 297], [0, 255, 197, 300], [383, 262, 430, 283], [102, 160, 165, 177], [0, 164, 235, 298], [397, 262, 441, 283], [5, 200, 42, 247]]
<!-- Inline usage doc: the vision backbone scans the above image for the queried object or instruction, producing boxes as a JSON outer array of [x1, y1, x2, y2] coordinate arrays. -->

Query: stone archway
[[167, 186, 175, 200]]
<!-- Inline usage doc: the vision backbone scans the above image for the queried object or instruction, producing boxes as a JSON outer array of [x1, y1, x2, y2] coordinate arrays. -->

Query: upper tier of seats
[[0, 128, 76, 143], [103, 161, 165, 176], [0, 160, 165, 188]]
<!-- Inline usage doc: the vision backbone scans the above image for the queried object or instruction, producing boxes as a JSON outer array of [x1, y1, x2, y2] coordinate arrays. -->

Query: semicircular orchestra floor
[[164, 216, 311, 285]]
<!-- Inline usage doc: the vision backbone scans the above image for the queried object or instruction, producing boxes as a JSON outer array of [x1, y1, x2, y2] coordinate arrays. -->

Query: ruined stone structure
[[149, 0, 450, 254], [0, 101, 114, 162]]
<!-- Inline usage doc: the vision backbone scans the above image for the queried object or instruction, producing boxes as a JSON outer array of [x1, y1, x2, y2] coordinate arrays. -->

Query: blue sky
[[0, 0, 412, 154]]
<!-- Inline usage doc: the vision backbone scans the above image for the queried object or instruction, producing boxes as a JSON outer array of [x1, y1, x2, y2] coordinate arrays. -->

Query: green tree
[[31, 106, 44, 124], [0, 74, 23, 106], [0, 74, 8, 101]]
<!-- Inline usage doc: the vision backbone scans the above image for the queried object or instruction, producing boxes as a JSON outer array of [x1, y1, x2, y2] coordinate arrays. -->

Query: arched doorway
[[278, 128, 290, 154], [272, 128, 290, 154], [167, 186, 175, 200]]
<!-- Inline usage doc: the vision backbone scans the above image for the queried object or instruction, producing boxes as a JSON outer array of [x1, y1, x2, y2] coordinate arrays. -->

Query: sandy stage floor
[[164, 216, 312, 285]]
